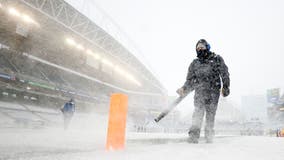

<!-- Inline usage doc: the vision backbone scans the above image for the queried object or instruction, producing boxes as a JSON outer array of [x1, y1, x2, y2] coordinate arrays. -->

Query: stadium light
[[8, 7, 20, 17], [129, 75, 141, 86], [127, 75, 141, 86], [21, 14, 38, 26], [7, 7, 39, 26], [66, 38, 76, 46], [76, 44, 85, 50], [93, 53, 101, 60], [22, 14, 35, 23], [102, 58, 113, 67], [125, 74, 135, 83], [66, 37, 85, 50], [64, 38, 141, 86], [87, 49, 101, 60], [114, 66, 126, 75], [129, 76, 141, 86]]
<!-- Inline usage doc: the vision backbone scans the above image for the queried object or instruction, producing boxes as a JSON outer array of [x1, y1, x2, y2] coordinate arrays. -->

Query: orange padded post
[[106, 93, 128, 150]]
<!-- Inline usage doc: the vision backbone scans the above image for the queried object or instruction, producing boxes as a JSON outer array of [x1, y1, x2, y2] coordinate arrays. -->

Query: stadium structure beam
[[19, 0, 166, 94]]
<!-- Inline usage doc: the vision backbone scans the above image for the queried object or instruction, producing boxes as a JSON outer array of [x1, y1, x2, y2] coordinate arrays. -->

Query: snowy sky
[[65, 0, 284, 104]]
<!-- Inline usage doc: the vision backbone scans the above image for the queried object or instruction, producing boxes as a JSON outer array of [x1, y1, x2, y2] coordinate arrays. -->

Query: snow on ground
[[1, 102, 284, 160], [1, 127, 284, 160]]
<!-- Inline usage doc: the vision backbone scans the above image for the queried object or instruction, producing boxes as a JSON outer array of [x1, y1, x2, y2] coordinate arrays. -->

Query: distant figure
[[61, 98, 75, 130], [276, 128, 284, 137]]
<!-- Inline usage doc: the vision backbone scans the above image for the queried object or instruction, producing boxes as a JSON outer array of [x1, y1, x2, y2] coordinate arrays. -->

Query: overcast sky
[[66, 0, 284, 105]]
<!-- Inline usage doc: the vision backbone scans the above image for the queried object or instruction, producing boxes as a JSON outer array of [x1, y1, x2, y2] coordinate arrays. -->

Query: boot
[[187, 136, 199, 143], [205, 129, 214, 143], [187, 127, 200, 144]]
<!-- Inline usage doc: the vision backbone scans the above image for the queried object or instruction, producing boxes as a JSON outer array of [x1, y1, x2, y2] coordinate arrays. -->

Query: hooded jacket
[[182, 52, 230, 93]]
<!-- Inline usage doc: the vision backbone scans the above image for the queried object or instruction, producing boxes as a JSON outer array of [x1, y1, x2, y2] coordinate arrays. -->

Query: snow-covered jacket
[[182, 52, 230, 93]]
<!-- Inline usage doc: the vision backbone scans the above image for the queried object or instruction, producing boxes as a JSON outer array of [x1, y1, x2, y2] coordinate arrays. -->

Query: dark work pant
[[63, 113, 73, 130], [189, 89, 220, 139]]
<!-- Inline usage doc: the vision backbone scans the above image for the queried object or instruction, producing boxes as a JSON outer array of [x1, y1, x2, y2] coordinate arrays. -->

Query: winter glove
[[222, 87, 230, 97], [176, 87, 187, 97]]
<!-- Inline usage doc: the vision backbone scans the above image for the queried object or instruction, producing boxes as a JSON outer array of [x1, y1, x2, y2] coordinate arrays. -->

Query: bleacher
[[0, 0, 169, 130]]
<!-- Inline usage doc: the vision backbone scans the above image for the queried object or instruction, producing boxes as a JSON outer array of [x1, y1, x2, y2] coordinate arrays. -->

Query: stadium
[[1, 1, 284, 159], [0, 0, 168, 130]]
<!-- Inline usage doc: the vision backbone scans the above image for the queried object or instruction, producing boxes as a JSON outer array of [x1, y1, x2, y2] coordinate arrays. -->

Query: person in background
[[61, 98, 75, 130]]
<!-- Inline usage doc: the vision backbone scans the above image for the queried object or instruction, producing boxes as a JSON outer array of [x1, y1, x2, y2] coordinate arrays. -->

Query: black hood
[[196, 39, 211, 59]]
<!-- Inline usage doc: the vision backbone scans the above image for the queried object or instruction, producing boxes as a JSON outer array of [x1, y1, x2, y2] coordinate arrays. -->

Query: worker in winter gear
[[177, 39, 230, 143]]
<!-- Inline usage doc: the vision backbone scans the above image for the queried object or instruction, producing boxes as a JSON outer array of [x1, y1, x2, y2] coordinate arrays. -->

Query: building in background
[[266, 88, 284, 130]]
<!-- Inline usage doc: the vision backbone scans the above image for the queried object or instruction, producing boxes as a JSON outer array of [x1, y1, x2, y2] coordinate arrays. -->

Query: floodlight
[[22, 14, 34, 23], [76, 44, 84, 50], [66, 38, 76, 46], [102, 59, 113, 67], [8, 7, 20, 16]]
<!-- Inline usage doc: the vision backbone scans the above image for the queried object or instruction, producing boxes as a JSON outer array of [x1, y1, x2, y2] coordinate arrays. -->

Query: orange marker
[[106, 93, 128, 150]]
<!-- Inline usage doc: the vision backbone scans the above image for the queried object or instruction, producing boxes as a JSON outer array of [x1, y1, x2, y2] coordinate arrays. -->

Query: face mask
[[197, 49, 208, 58]]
